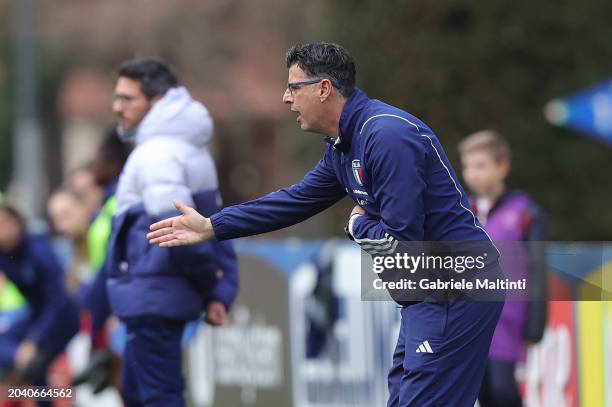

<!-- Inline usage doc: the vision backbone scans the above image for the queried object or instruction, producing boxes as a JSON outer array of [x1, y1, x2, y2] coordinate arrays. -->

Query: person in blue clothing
[[148, 42, 504, 406], [107, 59, 239, 407], [0, 204, 79, 406]]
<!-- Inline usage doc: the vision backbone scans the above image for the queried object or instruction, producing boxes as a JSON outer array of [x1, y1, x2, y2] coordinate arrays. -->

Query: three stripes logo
[[415, 340, 434, 354]]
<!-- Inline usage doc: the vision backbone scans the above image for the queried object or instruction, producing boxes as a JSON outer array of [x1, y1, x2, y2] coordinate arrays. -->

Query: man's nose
[[112, 99, 123, 114], [282, 88, 293, 104]]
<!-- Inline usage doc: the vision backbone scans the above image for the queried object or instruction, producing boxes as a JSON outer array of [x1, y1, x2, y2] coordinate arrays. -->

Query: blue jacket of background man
[[106, 87, 238, 321], [210, 88, 495, 253], [0, 234, 79, 352]]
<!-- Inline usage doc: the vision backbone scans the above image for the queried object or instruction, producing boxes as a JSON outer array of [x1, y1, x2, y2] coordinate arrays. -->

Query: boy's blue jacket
[[211, 89, 493, 251]]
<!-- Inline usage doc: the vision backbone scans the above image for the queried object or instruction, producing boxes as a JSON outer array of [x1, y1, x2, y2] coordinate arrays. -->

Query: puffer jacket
[[107, 86, 238, 321]]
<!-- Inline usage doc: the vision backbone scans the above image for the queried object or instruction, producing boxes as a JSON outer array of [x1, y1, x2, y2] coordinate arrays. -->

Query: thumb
[[173, 200, 189, 214]]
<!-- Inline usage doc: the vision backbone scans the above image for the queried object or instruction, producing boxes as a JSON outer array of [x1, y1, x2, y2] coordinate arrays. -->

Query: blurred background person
[[459, 130, 548, 407], [71, 129, 132, 400], [43, 130, 131, 404], [87, 129, 132, 279], [107, 59, 238, 406], [0, 204, 79, 406], [76, 128, 132, 335], [0, 191, 27, 328], [47, 186, 94, 294], [67, 165, 104, 219]]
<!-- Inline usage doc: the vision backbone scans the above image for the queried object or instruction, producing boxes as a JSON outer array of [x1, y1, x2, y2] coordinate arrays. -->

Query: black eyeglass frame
[[286, 78, 341, 93]]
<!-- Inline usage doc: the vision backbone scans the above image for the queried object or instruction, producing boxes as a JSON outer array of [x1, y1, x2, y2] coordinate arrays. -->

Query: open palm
[[147, 201, 214, 247]]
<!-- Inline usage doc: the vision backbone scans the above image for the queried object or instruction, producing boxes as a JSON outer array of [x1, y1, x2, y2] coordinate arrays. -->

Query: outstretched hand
[[147, 200, 215, 247]]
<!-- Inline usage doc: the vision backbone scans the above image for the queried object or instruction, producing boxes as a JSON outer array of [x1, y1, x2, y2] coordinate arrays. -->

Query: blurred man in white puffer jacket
[[107, 59, 238, 407]]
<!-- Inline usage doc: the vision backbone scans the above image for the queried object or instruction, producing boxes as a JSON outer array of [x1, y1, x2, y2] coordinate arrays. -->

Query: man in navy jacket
[[148, 42, 503, 407]]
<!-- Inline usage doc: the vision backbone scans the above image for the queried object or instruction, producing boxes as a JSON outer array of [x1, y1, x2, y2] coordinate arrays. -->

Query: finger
[[149, 233, 180, 245], [147, 227, 175, 240], [160, 239, 184, 248], [150, 218, 175, 231]]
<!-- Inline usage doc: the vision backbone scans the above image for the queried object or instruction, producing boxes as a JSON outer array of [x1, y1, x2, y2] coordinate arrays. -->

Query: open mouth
[[291, 109, 301, 122]]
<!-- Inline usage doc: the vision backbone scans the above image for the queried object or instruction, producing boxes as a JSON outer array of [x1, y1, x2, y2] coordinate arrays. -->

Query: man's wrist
[[345, 213, 362, 240], [203, 217, 216, 241]]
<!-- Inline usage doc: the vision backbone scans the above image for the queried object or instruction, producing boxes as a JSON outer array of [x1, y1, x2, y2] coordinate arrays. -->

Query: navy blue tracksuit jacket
[[211, 88, 493, 249]]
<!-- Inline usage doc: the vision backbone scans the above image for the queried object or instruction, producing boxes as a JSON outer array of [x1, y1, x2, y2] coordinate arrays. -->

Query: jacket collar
[[331, 88, 369, 152]]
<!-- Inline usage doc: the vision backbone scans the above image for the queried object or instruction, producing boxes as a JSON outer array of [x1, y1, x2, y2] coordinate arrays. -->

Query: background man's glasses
[[112, 94, 137, 105]]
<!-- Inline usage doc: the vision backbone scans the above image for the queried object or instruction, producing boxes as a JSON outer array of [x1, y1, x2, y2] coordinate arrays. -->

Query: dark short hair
[[117, 59, 178, 99], [98, 129, 132, 165], [286, 42, 356, 98]]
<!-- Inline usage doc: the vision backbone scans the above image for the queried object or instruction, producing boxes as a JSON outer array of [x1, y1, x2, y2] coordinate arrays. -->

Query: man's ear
[[319, 79, 333, 102]]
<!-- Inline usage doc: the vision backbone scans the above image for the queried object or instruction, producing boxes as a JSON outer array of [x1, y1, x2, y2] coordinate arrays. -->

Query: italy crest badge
[[352, 159, 363, 186]]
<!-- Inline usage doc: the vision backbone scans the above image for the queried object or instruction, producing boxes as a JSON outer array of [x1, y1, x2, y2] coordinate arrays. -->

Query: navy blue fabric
[[0, 234, 79, 351], [0, 316, 30, 370], [387, 299, 503, 406], [478, 359, 522, 407], [82, 258, 111, 337], [106, 190, 238, 320], [210, 88, 493, 250], [121, 318, 186, 407]]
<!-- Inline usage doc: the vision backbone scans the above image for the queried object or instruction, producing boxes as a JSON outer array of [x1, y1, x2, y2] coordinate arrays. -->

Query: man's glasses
[[112, 94, 137, 105], [286, 78, 340, 95]]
